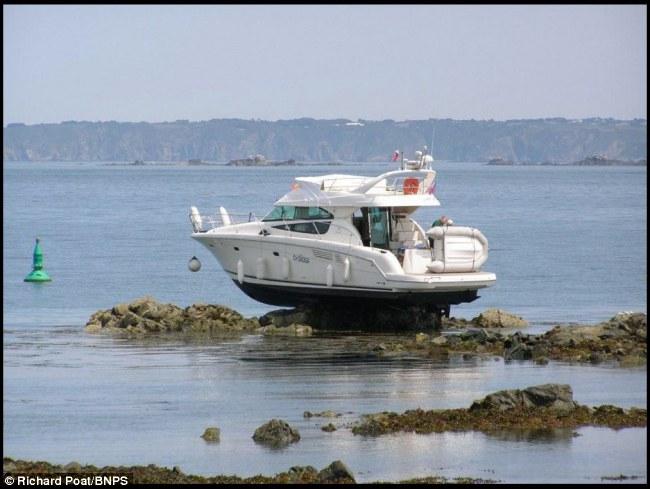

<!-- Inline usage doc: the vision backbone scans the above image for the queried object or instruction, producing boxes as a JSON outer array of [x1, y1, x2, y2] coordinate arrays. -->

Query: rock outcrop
[[252, 419, 301, 448], [469, 384, 577, 412], [472, 309, 528, 328], [84, 296, 259, 335], [260, 305, 529, 331]]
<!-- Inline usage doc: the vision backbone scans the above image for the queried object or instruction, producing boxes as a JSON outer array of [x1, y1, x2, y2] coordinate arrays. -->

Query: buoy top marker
[[24, 237, 52, 282]]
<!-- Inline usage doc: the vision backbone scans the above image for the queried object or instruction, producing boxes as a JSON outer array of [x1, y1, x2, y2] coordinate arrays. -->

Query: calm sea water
[[3, 161, 647, 483]]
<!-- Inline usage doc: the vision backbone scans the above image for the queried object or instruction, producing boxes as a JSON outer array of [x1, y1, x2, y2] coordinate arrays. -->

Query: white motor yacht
[[189, 149, 496, 321]]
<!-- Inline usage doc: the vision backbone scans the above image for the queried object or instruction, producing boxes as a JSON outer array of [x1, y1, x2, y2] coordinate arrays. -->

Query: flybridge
[[275, 169, 440, 208], [274, 146, 440, 207]]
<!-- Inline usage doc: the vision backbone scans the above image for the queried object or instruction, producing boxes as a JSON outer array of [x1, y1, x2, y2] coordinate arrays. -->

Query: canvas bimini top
[[274, 169, 441, 208]]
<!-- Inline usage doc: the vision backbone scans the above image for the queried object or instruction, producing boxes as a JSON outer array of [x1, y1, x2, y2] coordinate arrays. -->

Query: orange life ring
[[403, 177, 420, 194]]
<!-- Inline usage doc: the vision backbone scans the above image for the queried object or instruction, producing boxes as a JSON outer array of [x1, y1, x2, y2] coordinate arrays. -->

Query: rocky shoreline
[[2, 458, 497, 484], [84, 297, 646, 367], [366, 311, 646, 367]]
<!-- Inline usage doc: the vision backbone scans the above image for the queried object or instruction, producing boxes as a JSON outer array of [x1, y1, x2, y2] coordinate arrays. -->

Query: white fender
[[237, 259, 244, 284], [326, 264, 334, 287], [426, 226, 489, 273], [282, 256, 290, 279], [219, 206, 232, 226], [343, 257, 351, 282], [427, 260, 444, 273], [256, 257, 265, 279], [190, 206, 203, 233]]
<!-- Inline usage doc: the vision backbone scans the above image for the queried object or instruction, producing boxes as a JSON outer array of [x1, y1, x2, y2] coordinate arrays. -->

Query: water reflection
[[486, 427, 576, 444]]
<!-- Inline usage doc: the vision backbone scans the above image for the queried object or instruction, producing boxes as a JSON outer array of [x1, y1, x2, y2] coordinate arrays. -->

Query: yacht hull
[[193, 231, 495, 309], [232, 278, 479, 307]]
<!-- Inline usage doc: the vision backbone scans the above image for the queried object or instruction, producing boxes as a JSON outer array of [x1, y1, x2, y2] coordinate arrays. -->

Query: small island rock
[[201, 427, 220, 443], [252, 419, 300, 447]]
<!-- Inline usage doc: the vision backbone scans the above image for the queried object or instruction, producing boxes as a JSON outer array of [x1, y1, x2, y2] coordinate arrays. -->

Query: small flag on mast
[[391, 150, 400, 162]]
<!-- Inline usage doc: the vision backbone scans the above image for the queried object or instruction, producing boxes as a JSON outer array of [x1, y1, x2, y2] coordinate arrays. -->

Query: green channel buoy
[[24, 237, 52, 282]]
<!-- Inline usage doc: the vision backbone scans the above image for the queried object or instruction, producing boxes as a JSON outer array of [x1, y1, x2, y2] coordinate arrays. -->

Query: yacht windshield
[[262, 206, 333, 222]]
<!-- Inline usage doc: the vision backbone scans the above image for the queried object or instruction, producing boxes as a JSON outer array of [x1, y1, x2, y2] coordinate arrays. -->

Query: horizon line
[[5, 116, 648, 128]]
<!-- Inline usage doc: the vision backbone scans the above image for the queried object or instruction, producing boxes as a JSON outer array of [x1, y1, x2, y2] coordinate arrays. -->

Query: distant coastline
[[3, 117, 646, 163], [487, 155, 647, 167]]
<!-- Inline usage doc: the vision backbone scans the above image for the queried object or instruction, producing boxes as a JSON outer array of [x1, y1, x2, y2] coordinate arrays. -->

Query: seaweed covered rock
[[3, 457, 359, 484], [252, 419, 301, 448], [352, 384, 646, 437], [85, 296, 259, 335], [317, 460, 355, 483]]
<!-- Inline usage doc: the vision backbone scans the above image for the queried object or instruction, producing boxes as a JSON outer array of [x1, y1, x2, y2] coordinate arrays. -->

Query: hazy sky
[[3, 5, 647, 124]]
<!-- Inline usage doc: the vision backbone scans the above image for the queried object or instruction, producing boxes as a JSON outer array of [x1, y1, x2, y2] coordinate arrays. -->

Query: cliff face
[[3, 117, 646, 163]]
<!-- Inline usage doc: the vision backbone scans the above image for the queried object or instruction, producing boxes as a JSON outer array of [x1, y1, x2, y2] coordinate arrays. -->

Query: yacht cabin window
[[262, 206, 333, 222], [272, 221, 331, 234]]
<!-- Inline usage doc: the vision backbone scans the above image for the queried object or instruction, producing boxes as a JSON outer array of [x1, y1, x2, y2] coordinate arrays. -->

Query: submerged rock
[[321, 423, 337, 432], [252, 419, 300, 447]]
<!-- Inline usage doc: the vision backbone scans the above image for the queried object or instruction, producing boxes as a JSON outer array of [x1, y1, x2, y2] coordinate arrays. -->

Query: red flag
[[392, 150, 400, 162]]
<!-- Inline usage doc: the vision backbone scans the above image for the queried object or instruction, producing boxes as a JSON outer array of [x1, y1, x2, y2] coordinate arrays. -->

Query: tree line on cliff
[[3, 117, 646, 163]]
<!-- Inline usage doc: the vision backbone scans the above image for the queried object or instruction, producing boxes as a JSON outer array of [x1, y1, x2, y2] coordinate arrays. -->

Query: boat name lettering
[[292, 254, 310, 264]]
